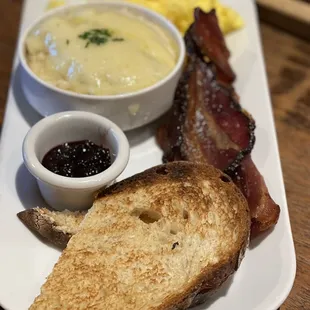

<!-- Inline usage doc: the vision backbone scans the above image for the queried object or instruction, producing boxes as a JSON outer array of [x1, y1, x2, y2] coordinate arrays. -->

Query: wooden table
[[0, 2, 309, 310]]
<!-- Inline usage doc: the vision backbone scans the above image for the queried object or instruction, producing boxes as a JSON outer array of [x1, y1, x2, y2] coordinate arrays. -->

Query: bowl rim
[[19, 1, 186, 100], [22, 111, 130, 190]]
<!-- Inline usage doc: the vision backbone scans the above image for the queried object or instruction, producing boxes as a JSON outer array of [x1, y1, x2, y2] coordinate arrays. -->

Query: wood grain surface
[[0, 1, 309, 310], [257, 0, 310, 41]]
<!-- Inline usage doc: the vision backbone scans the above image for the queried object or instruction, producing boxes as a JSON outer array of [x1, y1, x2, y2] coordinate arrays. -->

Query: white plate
[[0, 1, 296, 310]]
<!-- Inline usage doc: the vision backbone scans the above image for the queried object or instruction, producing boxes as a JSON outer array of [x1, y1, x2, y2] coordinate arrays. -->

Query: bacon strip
[[232, 156, 280, 238], [191, 8, 236, 84], [160, 56, 255, 175], [157, 8, 280, 238]]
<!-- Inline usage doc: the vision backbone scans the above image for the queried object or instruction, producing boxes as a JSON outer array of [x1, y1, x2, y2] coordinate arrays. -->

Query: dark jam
[[42, 140, 111, 178]]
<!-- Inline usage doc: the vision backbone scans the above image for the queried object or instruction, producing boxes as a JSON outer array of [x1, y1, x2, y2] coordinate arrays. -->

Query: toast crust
[[96, 162, 249, 309], [29, 162, 250, 310], [17, 208, 85, 248]]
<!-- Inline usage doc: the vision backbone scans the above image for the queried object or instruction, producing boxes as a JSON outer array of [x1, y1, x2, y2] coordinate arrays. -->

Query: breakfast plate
[[0, 0, 296, 309]]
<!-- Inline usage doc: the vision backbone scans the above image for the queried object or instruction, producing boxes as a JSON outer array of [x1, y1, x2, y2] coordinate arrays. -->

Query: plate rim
[[0, 1, 297, 309]]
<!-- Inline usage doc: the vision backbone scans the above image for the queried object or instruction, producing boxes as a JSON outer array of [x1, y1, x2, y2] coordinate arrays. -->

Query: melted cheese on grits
[[25, 9, 178, 96]]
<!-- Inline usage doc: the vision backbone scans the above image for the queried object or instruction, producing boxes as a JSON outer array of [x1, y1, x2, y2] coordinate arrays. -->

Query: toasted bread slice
[[17, 208, 85, 248], [29, 162, 250, 310]]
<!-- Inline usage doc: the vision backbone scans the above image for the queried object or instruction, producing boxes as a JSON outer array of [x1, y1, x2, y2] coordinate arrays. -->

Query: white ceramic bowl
[[19, 2, 186, 131], [22, 111, 130, 211]]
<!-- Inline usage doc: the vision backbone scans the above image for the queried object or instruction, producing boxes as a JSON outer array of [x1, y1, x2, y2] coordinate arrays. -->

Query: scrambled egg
[[46, 0, 65, 10], [47, 0, 243, 35]]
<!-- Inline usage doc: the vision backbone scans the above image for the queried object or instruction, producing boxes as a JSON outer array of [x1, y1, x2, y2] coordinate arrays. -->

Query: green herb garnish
[[112, 38, 124, 42], [78, 28, 124, 48], [66, 39, 70, 45]]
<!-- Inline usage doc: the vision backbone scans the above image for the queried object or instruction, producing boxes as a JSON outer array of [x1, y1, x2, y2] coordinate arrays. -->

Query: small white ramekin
[[18, 2, 186, 131], [22, 111, 130, 211]]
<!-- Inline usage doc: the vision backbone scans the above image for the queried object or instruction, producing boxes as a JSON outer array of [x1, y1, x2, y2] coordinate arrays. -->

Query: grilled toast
[[29, 162, 250, 309], [17, 208, 85, 248]]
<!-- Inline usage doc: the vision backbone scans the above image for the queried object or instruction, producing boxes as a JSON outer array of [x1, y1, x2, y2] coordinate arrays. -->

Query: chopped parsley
[[112, 38, 124, 42], [78, 28, 124, 48]]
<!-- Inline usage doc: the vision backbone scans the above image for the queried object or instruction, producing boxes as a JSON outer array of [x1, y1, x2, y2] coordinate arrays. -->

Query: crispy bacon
[[191, 8, 236, 84], [157, 8, 280, 238], [232, 156, 280, 238], [160, 56, 255, 175]]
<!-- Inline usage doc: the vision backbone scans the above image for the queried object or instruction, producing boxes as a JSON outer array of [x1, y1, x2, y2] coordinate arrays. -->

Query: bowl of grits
[[19, 2, 185, 131]]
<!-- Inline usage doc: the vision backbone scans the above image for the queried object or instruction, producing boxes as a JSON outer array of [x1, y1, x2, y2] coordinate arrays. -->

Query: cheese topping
[[25, 9, 178, 95]]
